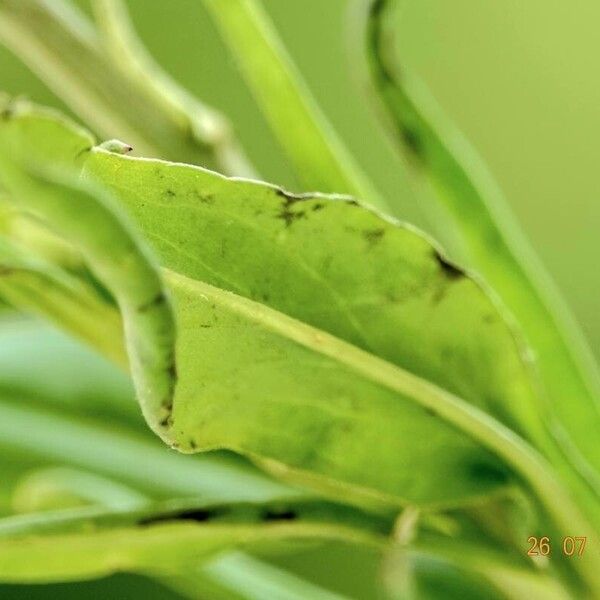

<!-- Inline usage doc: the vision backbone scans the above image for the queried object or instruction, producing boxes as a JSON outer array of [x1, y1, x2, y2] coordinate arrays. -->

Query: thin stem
[[0, 0, 255, 174], [202, 0, 386, 208]]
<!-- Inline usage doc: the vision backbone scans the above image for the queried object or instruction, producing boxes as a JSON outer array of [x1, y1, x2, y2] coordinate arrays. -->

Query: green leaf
[[1, 103, 519, 507], [0, 498, 387, 583], [365, 0, 600, 493], [2, 103, 599, 593], [201, 0, 385, 208]]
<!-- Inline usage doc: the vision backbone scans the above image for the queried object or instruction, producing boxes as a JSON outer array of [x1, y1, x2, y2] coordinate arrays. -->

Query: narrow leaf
[[366, 0, 600, 491], [0, 142, 177, 438], [0, 498, 388, 582]]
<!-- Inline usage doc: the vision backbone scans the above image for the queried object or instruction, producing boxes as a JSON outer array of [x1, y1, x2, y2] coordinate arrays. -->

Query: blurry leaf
[[201, 0, 385, 208], [0, 0, 254, 174], [0, 135, 178, 439], [0, 237, 126, 365], [0, 498, 388, 583], [365, 0, 600, 495], [0, 319, 135, 423], [0, 391, 297, 505], [200, 552, 351, 600], [0, 320, 349, 600], [91, 0, 256, 178], [11, 467, 148, 513]]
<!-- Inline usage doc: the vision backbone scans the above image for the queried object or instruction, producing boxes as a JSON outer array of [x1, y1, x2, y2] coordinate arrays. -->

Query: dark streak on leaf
[[400, 125, 424, 159], [432, 249, 465, 280], [0, 265, 15, 276], [137, 506, 230, 526], [262, 508, 297, 522]]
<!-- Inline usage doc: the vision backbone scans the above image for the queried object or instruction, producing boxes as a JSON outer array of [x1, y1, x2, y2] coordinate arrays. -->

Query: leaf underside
[[0, 103, 548, 511]]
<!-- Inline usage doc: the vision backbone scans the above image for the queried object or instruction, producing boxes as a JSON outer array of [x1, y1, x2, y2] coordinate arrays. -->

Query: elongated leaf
[[0, 498, 388, 583], [199, 552, 351, 600], [201, 0, 384, 207], [365, 0, 600, 492]]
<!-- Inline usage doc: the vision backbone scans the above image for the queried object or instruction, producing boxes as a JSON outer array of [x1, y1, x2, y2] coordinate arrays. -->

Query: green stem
[[202, 0, 386, 208], [0, 0, 255, 173], [91, 0, 256, 178]]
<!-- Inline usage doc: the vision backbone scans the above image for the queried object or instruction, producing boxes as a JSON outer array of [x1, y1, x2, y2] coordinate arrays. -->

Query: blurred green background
[[1, 1, 599, 597]]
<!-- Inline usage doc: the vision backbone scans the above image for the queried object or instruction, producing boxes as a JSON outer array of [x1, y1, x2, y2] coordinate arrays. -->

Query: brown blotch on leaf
[[137, 292, 166, 313], [363, 228, 385, 247]]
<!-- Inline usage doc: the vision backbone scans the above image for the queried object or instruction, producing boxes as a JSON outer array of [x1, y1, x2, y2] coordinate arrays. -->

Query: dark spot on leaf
[[167, 359, 177, 380], [189, 439, 197, 450], [158, 395, 173, 428], [262, 508, 297, 522], [0, 266, 14, 276], [278, 205, 306, 227], [165, 189, 176, 198], [193, 190, 214, 204], [363, 228, 385, 247], [137, 292, 166, 313], [432, 249, 465, 280], [423, 406, 438, 418], [312, 203, 324, 211], [138, 506, 230, 526], [400, 125, 425, 159], [470, 462, 509, 485], [370, 0, 385, 16]]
